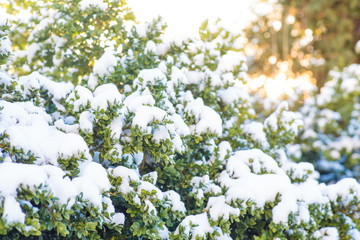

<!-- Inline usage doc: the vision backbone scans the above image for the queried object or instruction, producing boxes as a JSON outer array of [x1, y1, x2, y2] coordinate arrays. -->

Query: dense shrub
[[290, 65, 360, 183], [1, 1, 360, 239]]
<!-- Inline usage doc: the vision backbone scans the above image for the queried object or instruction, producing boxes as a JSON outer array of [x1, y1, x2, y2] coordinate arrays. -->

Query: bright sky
[[127, 0, 256, 38]]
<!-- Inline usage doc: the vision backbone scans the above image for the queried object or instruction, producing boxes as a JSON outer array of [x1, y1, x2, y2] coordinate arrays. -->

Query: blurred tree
[[246, 0, 360, 87]]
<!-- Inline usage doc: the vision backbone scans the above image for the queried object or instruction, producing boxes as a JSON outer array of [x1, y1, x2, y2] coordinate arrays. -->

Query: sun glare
[[248, 62, 316, 100], [127, 0, 255, 39]]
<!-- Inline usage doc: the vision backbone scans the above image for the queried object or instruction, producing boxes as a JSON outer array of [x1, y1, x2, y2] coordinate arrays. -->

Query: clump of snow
[[109, 116, 124, 139], [112, 212, 125, 225], [2, 196, 26, 225], [93, 47, 119, 78], [206, 195, 240, 220], [0, 37, 11, 57], [132, 106, 166, 130], [6, 124, 91, 165], [242, 122, 269, 148], [175, 213, 214, 240], [216, 51, 246, 73], [325, 178, 360, 202], [191, 175, 222, 198], [79, 111, 94, 133], [110, 166, 140, 194], [144, 40, 157, 54], [67, 85, 93, 112], [312, 227, 339, 239], [134, 68, 167, 88], [163, 190, 186, 213], [0, 100, 91, 165], [18, 72, 74, 100], [91, 83, 123, 110], [217, 85, 249, 105], [185, 98, 222, 135], [265, 102, 303, 135], [0, 162, 47, 196], [170, 114, 190, 136], [185, 71, 206, 85], [216, 148, 341, 224]]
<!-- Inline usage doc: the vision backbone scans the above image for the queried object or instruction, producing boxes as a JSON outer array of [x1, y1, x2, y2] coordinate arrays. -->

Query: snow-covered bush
[[0, 13, 11, 66], [291, 64, 360, 183], [5, 0, 135, 83], [1, 2, 360, 239]]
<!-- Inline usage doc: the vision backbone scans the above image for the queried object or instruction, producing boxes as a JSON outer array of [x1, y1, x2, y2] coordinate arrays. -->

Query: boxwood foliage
[[1, 1, 360, 239]]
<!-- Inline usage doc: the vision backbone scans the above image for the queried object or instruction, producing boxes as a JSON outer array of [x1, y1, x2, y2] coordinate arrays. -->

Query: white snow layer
[[214, 148, 360, 225], [0, 162, 118, 225], [93, 47, 119, 78]]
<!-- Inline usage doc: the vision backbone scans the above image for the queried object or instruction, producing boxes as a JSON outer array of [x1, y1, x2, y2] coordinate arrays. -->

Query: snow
[[123, 90, 155, 113], [69, 85, 93, 112], [0, 12, 8, 27], [2, 6, 360, 237], [191, 175, 222, 196], [0, 37, 11, 56], [312, 227, 339, 239], [216, 51, 246, 73], [112, 212, 125, 225], [217, 86, 249, 105], [144, 199, 157, 215], [169, 114, 190, 136], [264, 101, 303, 135], [0, 162, 47, 196], [144, 40, 157, 54], [158, 225, 170, 239], [93, 47, 119, 78], [0, 100, 51, 133], [229, 149, 282, 175], [41, 165, 78, 206], [218, 141, 232, 161], [134, 68, 167, 87], [0, 71, 12, 87], [79, 162, 111, 192], [110, 166, 140, 194], [185, 71, 206, 85], [54, 119, 79, 134], [73, 177, 103, 207], [3, 196, 25, 225], [185, 98, 222, 135], [18, 72, 74, 100], [216, 148, 340, 224], [132, 106, 167, 130], [325, 178, 360, 202], [242, 122, 269, 148], [175, 213, 214, 240], [6, 124, 91, 165], [152, 125, 171, 142], [79, 0, 108, 11], [91, 83, 123, 110], [195, 106, 222, 135], [79, 111, 94, 133], [349, 229, 360, 240], [206, 195, 240, 220], [109, 116, 123, 139], [135, 23, 149, 38], [163, 190, 186, 212]]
